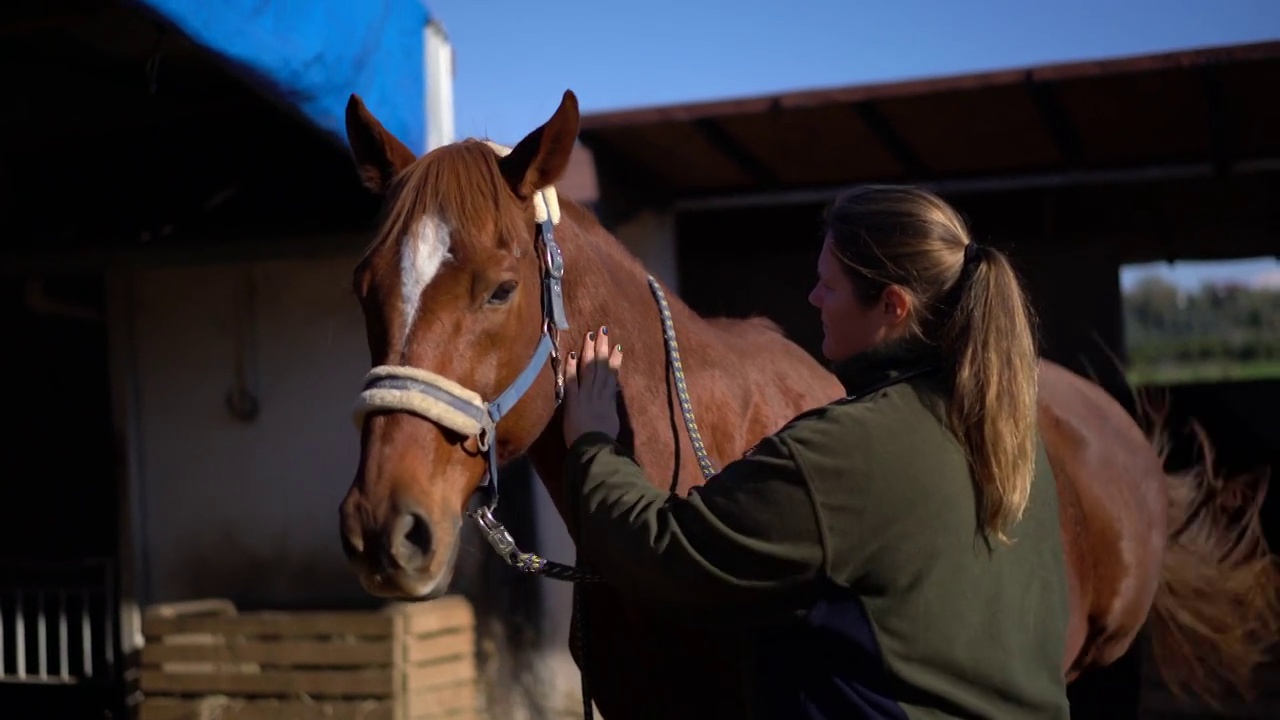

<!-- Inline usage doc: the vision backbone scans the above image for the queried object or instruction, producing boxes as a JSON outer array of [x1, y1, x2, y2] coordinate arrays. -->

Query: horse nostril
[[339, 498, 366, 561], [390, 509, 433, 570], [341, 528, 365, 559]]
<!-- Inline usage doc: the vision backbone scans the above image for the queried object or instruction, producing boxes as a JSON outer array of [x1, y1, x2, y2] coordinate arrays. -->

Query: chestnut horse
[[337, 89, 1279, 719]]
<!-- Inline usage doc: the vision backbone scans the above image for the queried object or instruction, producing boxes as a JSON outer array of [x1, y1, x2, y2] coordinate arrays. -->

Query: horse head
[[338, 90, 581, 599]]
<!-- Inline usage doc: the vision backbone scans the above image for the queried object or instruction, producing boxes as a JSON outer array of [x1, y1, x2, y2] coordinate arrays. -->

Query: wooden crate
[[136, 595, 483, 720]]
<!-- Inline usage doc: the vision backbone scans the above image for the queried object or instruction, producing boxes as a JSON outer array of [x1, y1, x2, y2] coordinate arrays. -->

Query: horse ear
[[345, 94, 418, 194], [499, 90, 580, 199]]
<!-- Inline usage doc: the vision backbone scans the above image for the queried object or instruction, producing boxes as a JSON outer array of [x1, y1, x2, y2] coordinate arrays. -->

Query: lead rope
[[646, 275, 718, 481], [574, 556, 592, 720], [574, 276, 718, 720]]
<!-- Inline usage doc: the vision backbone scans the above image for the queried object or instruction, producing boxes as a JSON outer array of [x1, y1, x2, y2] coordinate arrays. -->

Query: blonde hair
[[825, 185, 1040, 543]]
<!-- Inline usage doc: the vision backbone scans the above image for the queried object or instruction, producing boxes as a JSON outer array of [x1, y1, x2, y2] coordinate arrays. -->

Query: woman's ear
[[882, 285, 912, 326]]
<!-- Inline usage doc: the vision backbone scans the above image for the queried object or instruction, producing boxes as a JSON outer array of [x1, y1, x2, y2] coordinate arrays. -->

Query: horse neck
[[523, 203, 697, 519]]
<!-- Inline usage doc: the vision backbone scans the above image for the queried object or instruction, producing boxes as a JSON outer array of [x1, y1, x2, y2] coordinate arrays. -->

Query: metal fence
[[0, 558, 117, 686]]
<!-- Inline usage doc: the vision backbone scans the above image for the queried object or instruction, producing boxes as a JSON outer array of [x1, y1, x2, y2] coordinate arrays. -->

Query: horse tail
[[1139, 393, 1280, 707]]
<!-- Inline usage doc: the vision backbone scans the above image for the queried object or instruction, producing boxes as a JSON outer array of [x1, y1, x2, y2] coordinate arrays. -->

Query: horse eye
[[487, 280, 517, 306]]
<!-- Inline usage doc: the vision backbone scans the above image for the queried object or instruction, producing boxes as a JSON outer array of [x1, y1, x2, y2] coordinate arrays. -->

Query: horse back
[[1036, 360, 1168, 673], [678, 315, 844, 488]]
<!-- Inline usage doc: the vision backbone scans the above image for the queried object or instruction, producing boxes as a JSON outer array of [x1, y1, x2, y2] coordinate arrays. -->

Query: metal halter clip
[[472, 505, 519, 565]]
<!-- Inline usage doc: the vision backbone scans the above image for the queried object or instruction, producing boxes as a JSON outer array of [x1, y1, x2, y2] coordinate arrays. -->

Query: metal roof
[[576, 40, 1280, 207]]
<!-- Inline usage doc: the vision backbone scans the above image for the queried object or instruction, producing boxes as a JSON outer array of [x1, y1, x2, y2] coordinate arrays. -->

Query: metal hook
[[471, 505, 519, 565]]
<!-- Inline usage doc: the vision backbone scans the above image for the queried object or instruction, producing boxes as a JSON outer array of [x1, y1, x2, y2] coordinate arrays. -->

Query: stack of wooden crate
[[137, 595, 483, 720]]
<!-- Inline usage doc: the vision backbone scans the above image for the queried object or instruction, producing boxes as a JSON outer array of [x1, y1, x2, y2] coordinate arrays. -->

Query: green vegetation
[[1123, 276, 1280, 386]]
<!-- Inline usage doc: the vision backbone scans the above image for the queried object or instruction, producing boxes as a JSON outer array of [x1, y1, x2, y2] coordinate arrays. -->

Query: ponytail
[[825, 185, 1040, 544], [942, 246, 1040, 543]]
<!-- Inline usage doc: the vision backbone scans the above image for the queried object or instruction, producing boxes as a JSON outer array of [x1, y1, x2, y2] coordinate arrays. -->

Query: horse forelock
[[370, 141, 529, 260], [356, 141, 534, 341]]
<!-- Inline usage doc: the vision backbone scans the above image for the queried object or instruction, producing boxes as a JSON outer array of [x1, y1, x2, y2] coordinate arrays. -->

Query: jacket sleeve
[[564, 429, 826, 609]]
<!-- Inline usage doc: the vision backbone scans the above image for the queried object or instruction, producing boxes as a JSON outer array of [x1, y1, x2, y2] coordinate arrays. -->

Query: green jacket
[[565, 340, 1070, 719]]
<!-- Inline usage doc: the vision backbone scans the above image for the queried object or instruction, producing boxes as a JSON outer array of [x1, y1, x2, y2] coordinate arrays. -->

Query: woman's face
[[807, 235, 906, 363]]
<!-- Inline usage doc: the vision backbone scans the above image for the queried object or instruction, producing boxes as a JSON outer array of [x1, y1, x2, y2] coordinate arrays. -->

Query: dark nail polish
[[615, 344, 623, 353], [602, 326, 609, 335], [569, 351, 576, 360], [587, 332, 594, 341]]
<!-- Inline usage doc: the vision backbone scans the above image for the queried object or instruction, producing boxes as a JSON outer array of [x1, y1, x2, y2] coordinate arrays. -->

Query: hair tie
[[963, 241, 982, 266]]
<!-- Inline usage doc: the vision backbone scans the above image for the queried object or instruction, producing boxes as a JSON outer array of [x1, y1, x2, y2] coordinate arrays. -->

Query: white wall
[[424, 19, 456, 152], [119, 252, 372, 607]]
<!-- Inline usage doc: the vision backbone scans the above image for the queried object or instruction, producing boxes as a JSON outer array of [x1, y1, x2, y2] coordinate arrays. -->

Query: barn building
[[564, 37, 1280, 720], [2, 4, 1275, 716], [0, 1, 460, 717]]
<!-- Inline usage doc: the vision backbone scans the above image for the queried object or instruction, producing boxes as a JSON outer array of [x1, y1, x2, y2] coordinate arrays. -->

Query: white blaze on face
[[399, 215, 452, 343]]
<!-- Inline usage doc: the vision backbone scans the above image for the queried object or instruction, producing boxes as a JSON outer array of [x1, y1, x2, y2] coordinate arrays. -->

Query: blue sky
[[427, 0, 1279, 290]]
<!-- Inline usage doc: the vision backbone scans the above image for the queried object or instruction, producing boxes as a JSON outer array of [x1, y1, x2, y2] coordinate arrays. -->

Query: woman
[[562, 185, 1070, 719]]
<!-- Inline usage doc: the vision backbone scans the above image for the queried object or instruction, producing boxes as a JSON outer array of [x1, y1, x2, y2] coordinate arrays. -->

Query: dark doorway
[[0, 273, 124, 719]]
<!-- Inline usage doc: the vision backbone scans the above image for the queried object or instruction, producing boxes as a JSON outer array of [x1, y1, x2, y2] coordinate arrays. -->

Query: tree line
[[1123, 275, 1280, 371]]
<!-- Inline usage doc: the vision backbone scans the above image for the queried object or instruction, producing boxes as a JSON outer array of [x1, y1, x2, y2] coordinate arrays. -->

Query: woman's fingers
[[592, 327, 613, 392], [560, 330, 622, 448], [608, 343, 623, 374], [569, 327, 622, 394], [563, 349, 579, 396], [577, 330, 598, 387], [595, 326, 610, 360]]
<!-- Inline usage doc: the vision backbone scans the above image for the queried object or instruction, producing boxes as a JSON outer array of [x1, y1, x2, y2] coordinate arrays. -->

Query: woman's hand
[[563, 326, 624, 448]]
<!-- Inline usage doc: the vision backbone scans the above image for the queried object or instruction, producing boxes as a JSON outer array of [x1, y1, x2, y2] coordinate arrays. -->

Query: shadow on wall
[[171, 532, 371, 610]]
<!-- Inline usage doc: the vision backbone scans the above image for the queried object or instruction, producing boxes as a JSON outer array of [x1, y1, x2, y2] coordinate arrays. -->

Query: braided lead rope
[[570, 275, 716, 720], [473, 275, 716, 720], [477, 276, 716, 584], [513, 551, 602, 583], [646, 275, 718, 482], [573, 553, 593, 720]]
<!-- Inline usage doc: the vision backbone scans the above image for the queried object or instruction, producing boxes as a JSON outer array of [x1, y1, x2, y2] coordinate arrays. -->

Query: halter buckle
[[541, 224, 564, 279], [472, 505, 519, 565]]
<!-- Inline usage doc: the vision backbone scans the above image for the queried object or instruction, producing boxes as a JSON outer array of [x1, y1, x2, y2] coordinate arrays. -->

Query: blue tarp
[[133, 0, 430, 153]]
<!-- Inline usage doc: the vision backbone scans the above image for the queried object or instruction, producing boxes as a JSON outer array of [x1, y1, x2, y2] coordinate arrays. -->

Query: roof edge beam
[[671, 157, 1280, 212], [690, 118, 781, 188], [851, 101, 926, 177], [575, 134, 676, 227], [1026, 76, 1083, 168], [576, 134, 672, 200], [1201, 65, 1231, 177]]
